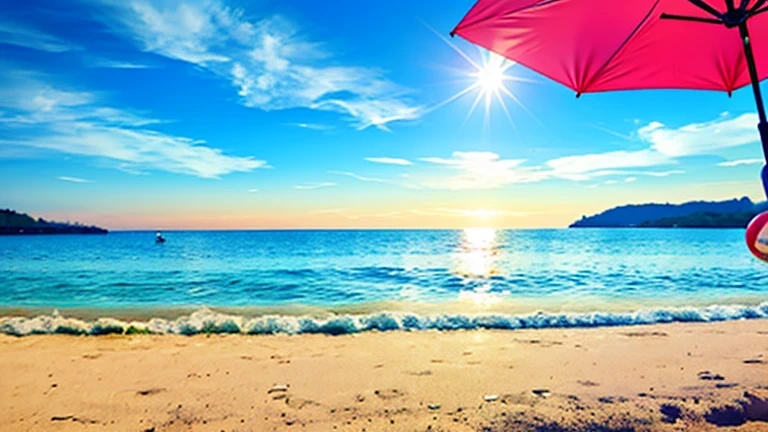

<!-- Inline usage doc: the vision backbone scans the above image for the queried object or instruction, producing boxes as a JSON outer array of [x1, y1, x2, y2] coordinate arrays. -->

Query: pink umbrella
[[451, 0, 768, 197]]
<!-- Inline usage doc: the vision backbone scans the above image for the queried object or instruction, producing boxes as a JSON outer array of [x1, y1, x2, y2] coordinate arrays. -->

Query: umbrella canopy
[[452, 0, 768, 95], [452, 0, 768, 195]]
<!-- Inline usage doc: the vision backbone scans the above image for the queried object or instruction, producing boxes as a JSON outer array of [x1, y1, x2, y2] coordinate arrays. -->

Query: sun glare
[[474, 62, 504, 94], [427, 24, 536, 131], [456, 227, 498, 277]]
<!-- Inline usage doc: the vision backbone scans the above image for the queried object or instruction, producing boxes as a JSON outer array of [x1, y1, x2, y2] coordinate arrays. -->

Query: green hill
[[571, 197, 767, 229], [637, 211, 758, 228], [0, 209, 107, 235]]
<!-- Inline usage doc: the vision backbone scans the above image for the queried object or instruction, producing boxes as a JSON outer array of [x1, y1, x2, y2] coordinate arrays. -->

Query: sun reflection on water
[[456, 227, 499, 278], [455, 228, 506, 307]]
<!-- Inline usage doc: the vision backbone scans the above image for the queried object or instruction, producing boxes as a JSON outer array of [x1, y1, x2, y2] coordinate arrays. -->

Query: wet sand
[[1, 320, 767, 431]]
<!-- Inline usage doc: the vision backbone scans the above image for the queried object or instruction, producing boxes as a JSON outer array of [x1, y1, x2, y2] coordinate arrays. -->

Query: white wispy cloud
[[89, 58, 152, 69], [294, 182, 336, 190], [717, 158, 764, 167], [587, 123, 635, 141], [247, 188, 259, 193], [644, 170, 686, 177], [365, 157, 412, 166], [100, 1, 421, 130], [58, 176, 91, 183], [418, 151, 546, 190], [639, 113, 760, 157], [546, 150, 673, 180], [328, 170, 388, 183], [411, 113, 756, 190], [0, 20, 79, 53], [116, 163, 149, 175], [412, 147, 691, 190], [0, 76, 267, 178], [284, 123, 334, 131], [535, 113, 759, 184]]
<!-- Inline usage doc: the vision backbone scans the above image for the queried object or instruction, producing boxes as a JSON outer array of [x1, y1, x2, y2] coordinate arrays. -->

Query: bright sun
[[474, 62, 505, 94], [427, 23, 535, 130]]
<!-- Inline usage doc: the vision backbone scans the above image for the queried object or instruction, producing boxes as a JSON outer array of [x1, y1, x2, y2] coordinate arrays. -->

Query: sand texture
[[1, 320, 768, 431]]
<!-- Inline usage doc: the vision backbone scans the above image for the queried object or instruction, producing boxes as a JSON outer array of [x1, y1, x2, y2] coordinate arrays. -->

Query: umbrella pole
[[739, 23, 768, 198]]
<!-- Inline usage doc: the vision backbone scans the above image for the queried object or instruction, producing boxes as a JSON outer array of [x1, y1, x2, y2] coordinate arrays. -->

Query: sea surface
[[1, 228, 767, 335]]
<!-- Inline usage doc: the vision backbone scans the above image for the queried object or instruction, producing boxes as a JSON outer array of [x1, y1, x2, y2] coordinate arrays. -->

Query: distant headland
[[0, 209, 107, 235], [570, 197, 768, 229]]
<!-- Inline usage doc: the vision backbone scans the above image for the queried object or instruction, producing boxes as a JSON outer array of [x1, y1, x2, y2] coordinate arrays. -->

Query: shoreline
[[2, 301, 768, 336], [1, 319, 767, 431]]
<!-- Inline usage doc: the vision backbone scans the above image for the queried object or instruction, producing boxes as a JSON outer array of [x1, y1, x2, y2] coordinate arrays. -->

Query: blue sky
[[1, 0, 766, 229]]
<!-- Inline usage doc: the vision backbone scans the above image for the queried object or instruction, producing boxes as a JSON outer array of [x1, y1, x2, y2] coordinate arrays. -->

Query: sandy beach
[[0, 320, 767, 431]]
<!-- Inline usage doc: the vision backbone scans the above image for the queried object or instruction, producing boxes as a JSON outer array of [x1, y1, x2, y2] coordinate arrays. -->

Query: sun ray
[[494, 88, 519, 139], [427, 82, 480, 114], [499, 84, 541, 126], [424, 22, 482, 70], [494, 89, 514, 125], [483, 90, 492, 134], [464, 90, 484, 126], [503, 75, 540, 84], [426, 23, 537, 130]]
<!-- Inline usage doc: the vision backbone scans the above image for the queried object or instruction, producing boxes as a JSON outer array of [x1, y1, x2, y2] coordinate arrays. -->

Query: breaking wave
[[2, 302, 768, 336]]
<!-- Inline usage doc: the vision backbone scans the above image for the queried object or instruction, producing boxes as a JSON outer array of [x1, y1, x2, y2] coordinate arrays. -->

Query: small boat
[[155, 231, 166, 244]]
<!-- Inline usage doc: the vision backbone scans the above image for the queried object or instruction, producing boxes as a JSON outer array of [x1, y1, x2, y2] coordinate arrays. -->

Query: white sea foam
[[1, 303, 767, 336]]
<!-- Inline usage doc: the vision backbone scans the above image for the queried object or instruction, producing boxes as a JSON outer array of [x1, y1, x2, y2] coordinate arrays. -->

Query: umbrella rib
[[687, 0, 724, 18], [750, 0, 768, 13], [580, 0, 661, 94], [739, 0, 750, 12], [752, 5, 768, 16], [659, 13, 723, 24]]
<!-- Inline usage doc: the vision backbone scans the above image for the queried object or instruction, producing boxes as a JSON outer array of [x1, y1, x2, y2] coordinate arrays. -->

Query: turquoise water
[[1, 229, 767, 335]]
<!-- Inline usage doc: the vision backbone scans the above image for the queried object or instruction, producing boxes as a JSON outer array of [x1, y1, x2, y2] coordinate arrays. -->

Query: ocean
[[1, 228, 767, 335]]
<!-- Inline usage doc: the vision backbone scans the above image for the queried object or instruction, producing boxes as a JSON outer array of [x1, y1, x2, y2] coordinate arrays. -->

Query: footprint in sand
[[137, 388, 166, 396], [374, 389, 404, 400], [82, 353, 102, 360], [577, 380, 600, 387], [286, 398, 321, 409], [698, 371, 725, 381], [51, 415, 98, 425], [597, 396, 629, 404], [515, 338, 564, 347], [621, 331, 668, 337]]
